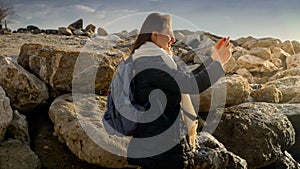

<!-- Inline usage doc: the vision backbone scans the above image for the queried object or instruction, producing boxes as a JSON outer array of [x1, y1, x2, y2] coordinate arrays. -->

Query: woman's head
[[131, 12, 176, 54]]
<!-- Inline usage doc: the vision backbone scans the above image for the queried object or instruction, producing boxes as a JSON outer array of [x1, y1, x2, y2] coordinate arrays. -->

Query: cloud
[[73, 4, 96, 13]]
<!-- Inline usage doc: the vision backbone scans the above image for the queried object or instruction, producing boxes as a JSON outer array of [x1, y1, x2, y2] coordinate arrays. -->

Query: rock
[[266, 76, 300, 103], [261, 151, 300, 169], [272, 104, 300, 162], [85, 24, 96, 34], [97, 27, 108, 36], [242, 37, 281, 49], [197, 75, 250, 112], [7, 110, 30, 145], [174, 31, 185, 42], [192, 132, 247, 169], [0, 139, 41, 169], [45, 29, 59, 35], [0, 56, 49, 112], [237, 55, 278, 73], [26, 25, 40, 33], [269, 67, 300, 81], [68, 19, 83, 30], [223, 56, 239, 73], [270, 58, 283, 68], [277, 40, 296, 55], [128, 29, 139, 38], [17, 44, 116, 97], [17, 28, 28, 33], [250, 84, 282, 103], [234, 36, 256, 46], [58, 27, 72, 36], [236, 68, 254, 83], [232, 46, 250, 60], [270, 47, 290, 69], [207, 102, 295, 168], [48, 94, 129, 168], [0, 86, 13, 139], [73, 29, 84, 35], [286, 53, 300, 69], [292, 40, 300, 54], [249, 47, 271, 60]]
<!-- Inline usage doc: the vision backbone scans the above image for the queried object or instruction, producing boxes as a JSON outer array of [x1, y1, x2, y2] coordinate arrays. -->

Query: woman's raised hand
[[211, 37, 233, 66]]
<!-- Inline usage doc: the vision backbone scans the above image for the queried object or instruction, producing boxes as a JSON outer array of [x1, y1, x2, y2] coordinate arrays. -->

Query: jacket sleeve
[[141, 56, 225, 94], [191, 57, 214, 75]]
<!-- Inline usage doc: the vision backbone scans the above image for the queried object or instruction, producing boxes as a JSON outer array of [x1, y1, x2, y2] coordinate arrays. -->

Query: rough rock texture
[[7, 110, 30, 145], [237, 55, 278, 73], [98, 27, 108, 36], [48, 94, 129, 168], [0, 139, 41, 169], [269, 68, 300, 81], [286, 53, 300, 69], [242, 38, 281, 49], [261, 151, 300, 169], [197, 75, 250, 112], [250, 84, 282, 103], [272, 103, 300, 162], [192, 132, 247, 169], [249, 47, 271, 60], [236, 68, 254, 83], [292, 40, 300, 54], [207, 102, 295, 169], [277, 40, 296, 55], [0, 56, 49, 112], [223, 57, 239, 73], [17, 44, 116, 97], [266, 76, 300, 103], [0, 86, 13, 139]]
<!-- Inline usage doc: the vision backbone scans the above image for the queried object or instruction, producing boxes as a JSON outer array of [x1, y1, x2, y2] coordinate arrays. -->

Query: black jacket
[[127, 54, 225, 169]]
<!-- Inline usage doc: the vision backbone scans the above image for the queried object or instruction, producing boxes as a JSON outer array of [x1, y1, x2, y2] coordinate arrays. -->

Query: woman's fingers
[[215, 37, 226, 49]]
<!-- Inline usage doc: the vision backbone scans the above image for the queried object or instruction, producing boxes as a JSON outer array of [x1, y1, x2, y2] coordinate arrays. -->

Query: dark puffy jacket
[[127, 54, 224, 169]]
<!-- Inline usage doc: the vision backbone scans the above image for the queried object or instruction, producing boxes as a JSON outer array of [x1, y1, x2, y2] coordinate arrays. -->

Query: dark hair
[[130, 13, 171, 55]]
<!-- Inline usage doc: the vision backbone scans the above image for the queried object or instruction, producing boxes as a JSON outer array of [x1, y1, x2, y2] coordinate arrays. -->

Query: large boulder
[[192, 132, 247, 169], [97, 27, 108, 36], [269, 67, 300, 81], [17, 44, 116, 97], [207, 102, 295, 169], [0, 86, 13, 139], [48, 94, 129, 168], [262, 151, 300, 169], [242, 37, 281, 49], [0, 139, 41, 169], [266, 76, 300, 103], [286, 53, 300, 69], [197, 75, 250, 112], [68, 19, 83, 31], [250, 84, 282, 103], [272, 103, 300, 162], [0, 56, 49, 112], [277, 40, 296, 55], [58, 27, 72, 36], [292, 40, 300, 54], [237, 55, 278, 73], [249, 47, 271, 60]]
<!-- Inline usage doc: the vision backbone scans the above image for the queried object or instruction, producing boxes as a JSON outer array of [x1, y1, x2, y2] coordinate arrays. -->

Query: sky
[[3, 0, 300, 41]]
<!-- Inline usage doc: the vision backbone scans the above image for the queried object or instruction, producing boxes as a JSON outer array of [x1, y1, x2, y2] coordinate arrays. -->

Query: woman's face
[[152, 22, 176, 54]]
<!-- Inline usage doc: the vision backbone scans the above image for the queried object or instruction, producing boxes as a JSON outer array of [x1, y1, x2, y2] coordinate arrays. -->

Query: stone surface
[[17, 44, 116, 97], [232, 46, 250, 60], [236, 68, 254, 83], [58, 27, 72, 36], [261, 151, 300, 169], [272, 103, 300, 162], [7, 110, 30, 145], [250, 84, 282, 103], [197, 75, 250, 112], [97, 27, 108, 36], [249, 47, 271, 60], [0, 56, 49, 112], [269, 67, 300, 81], [68, 19, 83, 30], [242, 37, 281, 49], [223, 56, 239, 73], [48, 94, 129, 168], [207, 102, 295, 169], [0, 86, 13, 139], [192, 132, 247, 169], [277, 40, 296, 55], [234, 36, 256, 47], [286, 53, 300, 69], [85, 24, 96, 34], [0, 139, 41, 169], [266, 76, 300, 103], [292, 40, 300, 54], [237, 54, 278, 73]]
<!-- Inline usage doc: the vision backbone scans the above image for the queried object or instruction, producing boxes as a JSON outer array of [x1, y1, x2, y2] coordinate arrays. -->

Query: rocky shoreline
[[1, 21, 300, 169]]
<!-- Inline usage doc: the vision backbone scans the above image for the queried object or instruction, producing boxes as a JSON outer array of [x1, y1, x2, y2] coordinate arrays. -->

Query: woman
[[127, 12, 233, 169]]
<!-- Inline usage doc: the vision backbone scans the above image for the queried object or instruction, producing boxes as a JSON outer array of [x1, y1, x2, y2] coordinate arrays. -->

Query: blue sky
[[4, 0, 300, 41]]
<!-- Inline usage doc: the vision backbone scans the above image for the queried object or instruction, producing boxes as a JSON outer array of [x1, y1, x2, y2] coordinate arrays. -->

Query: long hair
[[130, 13, 171, 55]]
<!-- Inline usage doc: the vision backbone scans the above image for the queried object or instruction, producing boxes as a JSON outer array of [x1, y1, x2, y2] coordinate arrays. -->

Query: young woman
[[126, 12, 233, 169]]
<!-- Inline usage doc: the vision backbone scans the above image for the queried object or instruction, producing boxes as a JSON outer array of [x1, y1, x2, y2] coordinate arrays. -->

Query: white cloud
[[73, 4, 96, 13]]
